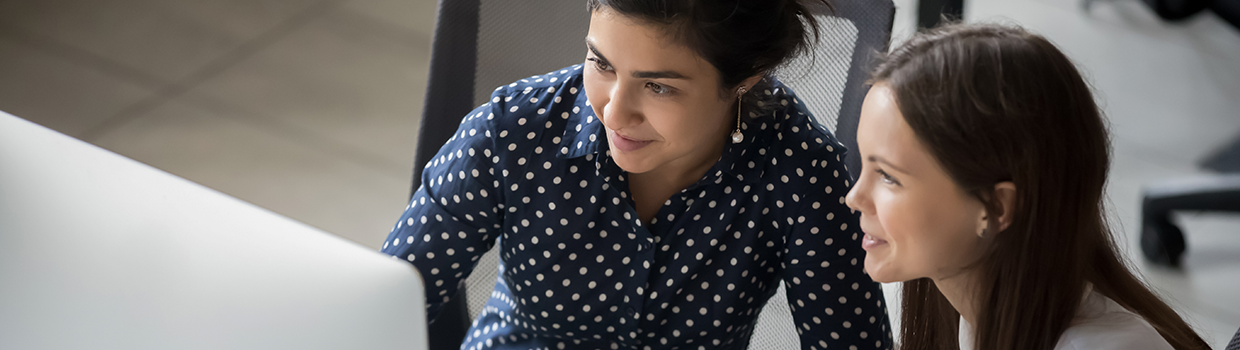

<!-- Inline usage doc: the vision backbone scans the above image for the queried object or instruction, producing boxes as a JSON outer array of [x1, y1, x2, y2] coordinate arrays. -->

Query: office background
[[1, 0, 1237, 347]]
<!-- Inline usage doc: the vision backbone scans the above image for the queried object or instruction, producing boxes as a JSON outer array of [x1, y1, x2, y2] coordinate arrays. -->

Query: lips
[[608, 129, 653, 153], [861, 234, 889, 250]]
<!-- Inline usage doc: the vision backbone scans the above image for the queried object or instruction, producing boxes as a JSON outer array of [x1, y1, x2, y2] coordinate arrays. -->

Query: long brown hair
[[870, 23, 1210, 350]]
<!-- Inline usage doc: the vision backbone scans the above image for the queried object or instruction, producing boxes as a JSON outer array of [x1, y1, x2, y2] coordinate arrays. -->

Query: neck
[[627, 135, 728, 224], [932, 269, 983, 326], [635, 149, 720, 187]]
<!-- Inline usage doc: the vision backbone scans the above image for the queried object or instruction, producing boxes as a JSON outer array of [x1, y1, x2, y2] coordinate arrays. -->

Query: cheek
[[877, 193, 982, 276], [645, 109, 688, 139], [878, 199, 934, 253], [660, 97, 727, 138], [873, 194, 917, 246]]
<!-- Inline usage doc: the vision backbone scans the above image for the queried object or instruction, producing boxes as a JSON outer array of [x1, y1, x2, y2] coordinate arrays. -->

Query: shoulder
[[471, 65, 592, 152], [1054, 293, 1174, 350], [766, 82, 849, 168], [755, 83, 853, 189], [485, 65, 586, 122]]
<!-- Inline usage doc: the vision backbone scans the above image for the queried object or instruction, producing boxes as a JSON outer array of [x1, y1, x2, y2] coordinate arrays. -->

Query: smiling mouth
[[608, 129, 653, 152], [861, 234, 888, 250]]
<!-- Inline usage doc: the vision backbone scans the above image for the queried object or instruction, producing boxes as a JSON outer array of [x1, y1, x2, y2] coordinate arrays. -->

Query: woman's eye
[[877, 169, 900, 186], [646, 82, 669, 95], [587, 57, 612, 72]]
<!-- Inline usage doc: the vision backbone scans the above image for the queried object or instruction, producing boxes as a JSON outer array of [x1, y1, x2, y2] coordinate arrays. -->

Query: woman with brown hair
[[844, 23, 1212, 350], [381, 0, 894, 349]]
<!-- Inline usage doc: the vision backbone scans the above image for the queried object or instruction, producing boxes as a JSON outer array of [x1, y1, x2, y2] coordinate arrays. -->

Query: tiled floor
[[1, 0, 1237, 347], [0, 0, 435, 248]]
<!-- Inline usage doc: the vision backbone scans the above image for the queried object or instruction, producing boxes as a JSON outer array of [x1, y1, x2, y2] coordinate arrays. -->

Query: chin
[[863, 257, 901, 283], [614, 159, 653, 174], [610, 150, 655, 174]]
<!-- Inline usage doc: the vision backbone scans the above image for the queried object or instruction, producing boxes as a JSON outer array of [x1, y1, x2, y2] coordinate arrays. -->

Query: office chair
[[1139, 136, 1240, 267], [1075, 1, 1240, 269], [1081, 0, 1240, 30], [1137, 0, 1240, 27], [410, 1, 894, 349]]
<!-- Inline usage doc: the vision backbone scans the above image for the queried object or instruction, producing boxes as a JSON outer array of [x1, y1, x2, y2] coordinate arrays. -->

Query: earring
[[731, 87, 746, 144], [978, 222, 989, 238]]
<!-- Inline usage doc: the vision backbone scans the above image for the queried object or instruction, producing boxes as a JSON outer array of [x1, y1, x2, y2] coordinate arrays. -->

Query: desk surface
[[0, 112, 428, 350]]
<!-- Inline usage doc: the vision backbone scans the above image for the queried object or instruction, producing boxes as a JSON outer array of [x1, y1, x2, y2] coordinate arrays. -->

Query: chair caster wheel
[[1141, 218, 1185, 267]]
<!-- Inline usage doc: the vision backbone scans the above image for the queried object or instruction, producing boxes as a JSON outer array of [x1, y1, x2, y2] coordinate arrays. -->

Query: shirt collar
[[700, 110, 777, 185]]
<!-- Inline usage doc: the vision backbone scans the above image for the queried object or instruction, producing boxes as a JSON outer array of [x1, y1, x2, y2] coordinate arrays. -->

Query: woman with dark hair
[[845, 23, 1210, 350], [380, 0, 893, 349]]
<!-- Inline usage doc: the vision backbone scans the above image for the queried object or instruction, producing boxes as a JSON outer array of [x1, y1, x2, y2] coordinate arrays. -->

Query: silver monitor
[[0, 111, 428, 350]]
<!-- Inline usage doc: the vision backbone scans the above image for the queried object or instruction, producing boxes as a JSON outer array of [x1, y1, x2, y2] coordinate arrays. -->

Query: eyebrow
[[585, 39, 690, 80], [867, 155, 911, 174]]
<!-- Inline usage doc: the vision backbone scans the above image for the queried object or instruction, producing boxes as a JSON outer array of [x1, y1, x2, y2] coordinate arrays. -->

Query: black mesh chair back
[[750, 2, 895, 349], [777, 0, 895, 175], [414, 0, 590, 195], [411, 1, 893, 349], [413, 2, 592, 348]]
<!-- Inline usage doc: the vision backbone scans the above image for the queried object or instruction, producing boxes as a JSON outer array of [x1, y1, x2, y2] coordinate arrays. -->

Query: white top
[[959, 287, 1174, 350]]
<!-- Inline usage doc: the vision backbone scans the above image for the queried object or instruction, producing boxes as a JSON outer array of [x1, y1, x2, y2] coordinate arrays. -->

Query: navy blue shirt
[[382, 65, 892, 350]]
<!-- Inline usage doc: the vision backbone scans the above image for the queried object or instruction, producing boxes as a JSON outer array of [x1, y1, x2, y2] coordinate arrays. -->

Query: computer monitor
[[0, 111, 428, 350]]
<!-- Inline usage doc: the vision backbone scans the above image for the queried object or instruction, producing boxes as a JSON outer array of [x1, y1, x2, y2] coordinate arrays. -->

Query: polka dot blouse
[[382, 65, 892, 350]]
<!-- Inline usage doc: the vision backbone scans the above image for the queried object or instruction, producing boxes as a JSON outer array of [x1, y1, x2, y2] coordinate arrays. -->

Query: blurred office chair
[[1137, 0, 1240, 27], [1074, 0, 1240, 269], [409, 0, 894, 349], [1081, 0, 1240, 30], [1140, 136, 1240, 267]]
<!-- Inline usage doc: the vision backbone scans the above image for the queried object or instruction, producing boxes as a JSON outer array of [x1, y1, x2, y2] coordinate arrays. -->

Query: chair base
[[1141, 215, 1187, 267], [1139, 175, 1240, 267]]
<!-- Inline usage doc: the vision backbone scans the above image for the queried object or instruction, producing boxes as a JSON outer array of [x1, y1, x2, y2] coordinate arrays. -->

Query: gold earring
[[731, 87, 746, 144]]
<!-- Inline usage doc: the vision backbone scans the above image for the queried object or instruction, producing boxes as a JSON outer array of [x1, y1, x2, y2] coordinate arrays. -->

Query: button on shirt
[[382, 65, 892, 350]]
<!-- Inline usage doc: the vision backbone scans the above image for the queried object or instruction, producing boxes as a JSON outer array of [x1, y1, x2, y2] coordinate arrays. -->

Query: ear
[[736, 74, 765, 96], [990, 181, 1017, 232]]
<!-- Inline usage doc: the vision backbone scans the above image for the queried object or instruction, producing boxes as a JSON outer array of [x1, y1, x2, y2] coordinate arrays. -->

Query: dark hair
[[870, 23, 1210, 350], [586, 0, 832, 116]]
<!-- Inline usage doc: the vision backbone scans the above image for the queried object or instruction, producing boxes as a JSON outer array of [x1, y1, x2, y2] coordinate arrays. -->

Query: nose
[[602, 83, 643, 130], [844, 170, 871, 214]]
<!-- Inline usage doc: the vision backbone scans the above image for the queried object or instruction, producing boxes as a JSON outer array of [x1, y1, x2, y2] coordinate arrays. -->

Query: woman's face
[[844, 84, 988, 283], [583, 9, 735, 174]]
